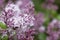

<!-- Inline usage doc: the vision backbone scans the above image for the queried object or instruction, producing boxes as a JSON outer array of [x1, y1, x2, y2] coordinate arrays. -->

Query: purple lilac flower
[[0, 0, 45, 31], [34, 13, 45, 32], [0, 0, 35, 40], [46, 0, 55, 3], [16, 28, 36, 40], [39, 26, 45, 32], [47, 19, 60, 40], [0, 0, 35, 28], [0, 0, 5, 10], [0, 0, 45, 40], [42, 0, 58, 10]]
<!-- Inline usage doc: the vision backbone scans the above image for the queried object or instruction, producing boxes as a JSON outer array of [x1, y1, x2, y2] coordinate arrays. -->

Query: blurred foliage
[[1, 36, 8, 40], [55, 0, 60, 13], [34, 33, 47, 40], [32, 0, 60, 14], [0, 34, 8, 40], [32, 0, 45, 12]]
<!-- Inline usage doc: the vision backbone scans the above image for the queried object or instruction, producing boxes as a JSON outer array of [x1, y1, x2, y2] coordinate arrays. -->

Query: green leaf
[[43, 17, 50, 27], [38, 33, 47, 40], [34, 34, 40, 40], [0, 35, 2, 40], [56, 14, 60, 20], [1, 36, 8, 40], [32, 0, 44, 12], [50, 10, 57, 18], [34, 33, 47, 40], [0, 22, 7, 29]]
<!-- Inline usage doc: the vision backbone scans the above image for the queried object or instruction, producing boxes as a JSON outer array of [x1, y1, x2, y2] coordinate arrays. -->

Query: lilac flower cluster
[[42, 0, 58, 10], [47, 19, 60, 40], [0, 0, 45, 40], [0, 0, 60, 40]]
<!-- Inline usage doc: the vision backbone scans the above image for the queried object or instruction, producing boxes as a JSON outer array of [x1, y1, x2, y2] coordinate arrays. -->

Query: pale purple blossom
[[0, 0, 5, 10], [39, 26, 45, 32], [34, 13, 45, 30], [42, 0, 58, 10], [0, 0, 45, 40], [47, 19, 60, 40], [46, 0, 55, 3]]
